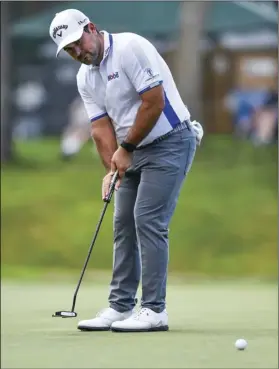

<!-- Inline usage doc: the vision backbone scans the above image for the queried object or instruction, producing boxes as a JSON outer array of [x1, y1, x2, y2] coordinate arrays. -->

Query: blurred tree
[[174, 2, 210, 122]]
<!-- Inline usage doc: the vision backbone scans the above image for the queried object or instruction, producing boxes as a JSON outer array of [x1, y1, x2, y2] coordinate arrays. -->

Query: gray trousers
[[109, 125, 196, 313]]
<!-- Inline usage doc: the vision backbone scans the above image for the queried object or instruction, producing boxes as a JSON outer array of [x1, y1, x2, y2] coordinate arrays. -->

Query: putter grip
[[104, 171, 118, 203]]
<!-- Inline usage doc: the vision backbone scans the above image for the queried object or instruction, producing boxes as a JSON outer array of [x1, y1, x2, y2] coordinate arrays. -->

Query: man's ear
[[88, 22, 97, 33]]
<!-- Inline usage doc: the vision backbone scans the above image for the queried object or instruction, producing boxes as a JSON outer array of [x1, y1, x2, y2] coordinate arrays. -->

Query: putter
[[52, 171, 119, 318]]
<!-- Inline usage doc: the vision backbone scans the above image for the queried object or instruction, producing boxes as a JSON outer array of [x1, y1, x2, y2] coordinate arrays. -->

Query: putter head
[[52, 311, 77, 318]]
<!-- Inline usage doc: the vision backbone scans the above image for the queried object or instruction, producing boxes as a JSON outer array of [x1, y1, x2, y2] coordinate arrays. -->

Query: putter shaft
[[52, 171, 118, 318]]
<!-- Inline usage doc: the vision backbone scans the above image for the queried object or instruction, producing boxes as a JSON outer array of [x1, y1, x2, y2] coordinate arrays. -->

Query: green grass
[[1, 275, 278, 368], [1, 136, 277, 277]]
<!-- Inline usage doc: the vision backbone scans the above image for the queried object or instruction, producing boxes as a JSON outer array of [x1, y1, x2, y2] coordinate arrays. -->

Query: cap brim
[[56, 28, 83, 57]]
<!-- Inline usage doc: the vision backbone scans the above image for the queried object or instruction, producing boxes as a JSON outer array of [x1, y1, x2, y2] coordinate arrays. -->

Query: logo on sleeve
[[146, 68, 154, 78], [108, 72, 119, 81], [145, 68, 159, 82]]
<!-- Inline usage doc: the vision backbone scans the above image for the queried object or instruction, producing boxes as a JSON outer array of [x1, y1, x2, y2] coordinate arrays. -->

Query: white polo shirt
[[77, 31, 190, 147]]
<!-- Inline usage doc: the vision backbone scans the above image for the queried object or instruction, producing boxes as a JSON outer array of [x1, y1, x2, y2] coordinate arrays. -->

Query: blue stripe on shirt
[[138, 81, 163, 95], [90, 113, 108, 122], [163, 91, 180, 128]]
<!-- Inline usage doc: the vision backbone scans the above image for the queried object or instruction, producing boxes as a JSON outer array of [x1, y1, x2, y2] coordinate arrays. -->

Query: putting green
[[1, 278, 277, 368]]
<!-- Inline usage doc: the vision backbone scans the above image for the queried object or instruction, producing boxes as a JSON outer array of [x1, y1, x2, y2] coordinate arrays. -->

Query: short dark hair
[[83, 24, 90, 33]]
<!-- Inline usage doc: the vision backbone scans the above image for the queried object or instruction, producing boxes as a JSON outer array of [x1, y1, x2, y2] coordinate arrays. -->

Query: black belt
[[136, 119, 191, 150]]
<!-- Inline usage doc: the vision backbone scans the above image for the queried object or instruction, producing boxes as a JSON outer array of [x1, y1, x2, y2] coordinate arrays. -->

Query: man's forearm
[[93, 137, 117, 172], [91, 118, 118, 172], [125, 101, 163, 146]]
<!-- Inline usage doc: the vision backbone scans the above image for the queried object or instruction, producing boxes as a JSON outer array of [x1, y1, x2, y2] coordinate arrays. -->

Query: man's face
[[64, 25, 103, 66]]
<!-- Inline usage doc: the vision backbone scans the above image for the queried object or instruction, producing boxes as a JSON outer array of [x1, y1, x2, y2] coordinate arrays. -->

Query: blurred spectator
[[250, 90, 278, 146], [234, 99, 256, 139], [60, 96, 91, 160], [226, 88, 278, 145], [226, 89, 266, 139]]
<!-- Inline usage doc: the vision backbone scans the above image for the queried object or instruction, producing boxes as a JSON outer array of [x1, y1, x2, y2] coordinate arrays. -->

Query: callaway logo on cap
[[49, 9, 90, 57]]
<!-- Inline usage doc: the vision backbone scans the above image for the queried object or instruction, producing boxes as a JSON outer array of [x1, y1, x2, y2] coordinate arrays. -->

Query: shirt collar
[[89, 30, 113, 69]]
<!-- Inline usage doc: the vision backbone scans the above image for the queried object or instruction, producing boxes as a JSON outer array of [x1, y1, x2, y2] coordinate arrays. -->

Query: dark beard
[[91, 38, 102, 66]]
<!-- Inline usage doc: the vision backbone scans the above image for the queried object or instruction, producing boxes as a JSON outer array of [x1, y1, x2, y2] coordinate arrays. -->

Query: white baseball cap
[[49, 9, 90, 57]]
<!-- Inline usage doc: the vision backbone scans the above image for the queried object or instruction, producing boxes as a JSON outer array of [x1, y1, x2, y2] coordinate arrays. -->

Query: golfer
[[49, 9, 203, 332]]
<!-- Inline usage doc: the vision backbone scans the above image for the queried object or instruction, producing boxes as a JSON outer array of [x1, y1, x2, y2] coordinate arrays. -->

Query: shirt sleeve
[[77, 77, 108, 123], [121, 38, 163, 95]]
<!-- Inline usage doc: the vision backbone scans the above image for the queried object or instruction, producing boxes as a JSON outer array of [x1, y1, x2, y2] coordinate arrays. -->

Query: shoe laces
[[132, 308, 150, 320]]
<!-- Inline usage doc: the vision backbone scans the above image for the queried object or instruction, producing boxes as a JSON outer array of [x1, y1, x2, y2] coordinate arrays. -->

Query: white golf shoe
[[111, 307, 169, 332], [77, 307, 133, 331]]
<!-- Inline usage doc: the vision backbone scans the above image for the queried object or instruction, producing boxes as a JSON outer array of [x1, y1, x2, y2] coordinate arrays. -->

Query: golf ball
[[235, 338, 247, 350]]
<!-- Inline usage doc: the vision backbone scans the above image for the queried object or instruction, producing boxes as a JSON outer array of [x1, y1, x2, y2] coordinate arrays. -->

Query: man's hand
[[102, 172, 115, 200], [111, 147, 132, 189]]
